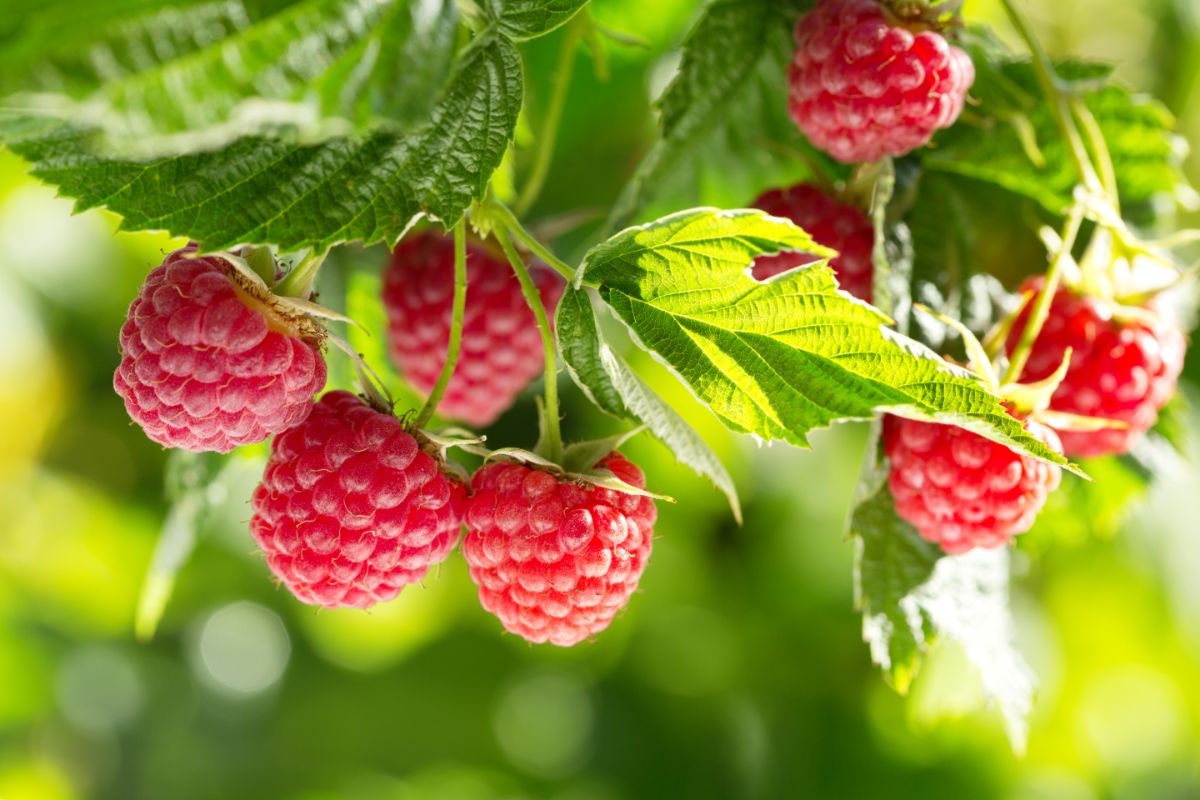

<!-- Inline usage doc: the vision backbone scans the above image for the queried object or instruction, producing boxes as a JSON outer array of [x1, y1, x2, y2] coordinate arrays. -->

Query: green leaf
[[0, 33, 522, 250], [605, 0, 834, 231], [581, 208, 1073, 468], [556, 286, 742, 521], [0, 0, 460, 139], [487, 0, 589, 40], [850, 444, 1035, 751], [851, 455, 940, 692], [927, 55, 1188, 224]]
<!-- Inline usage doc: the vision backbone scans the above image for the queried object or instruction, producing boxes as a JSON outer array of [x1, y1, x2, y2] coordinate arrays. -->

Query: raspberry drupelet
[[1004, 277, 1187, 458], [788, 0, 975, 163], [382, 231, 564, 428], [462, 453, 657, 646], [114, 246, 326, 452], [884, 415, 1062, 554], [251, 391, 467, 609], [752, 183, 875, 301]]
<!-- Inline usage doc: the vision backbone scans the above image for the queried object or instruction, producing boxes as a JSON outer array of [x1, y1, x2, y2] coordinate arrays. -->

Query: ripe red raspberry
[[884, 416, 1062, 554], [382, 232, 564, 428], [788, 0, 975, 163], [250, 391, 467, 609], [1004, 278, 1187, 457], [113, 246, 327, 452], [462, 454, 657, 646], [752, 183, 874, 301]]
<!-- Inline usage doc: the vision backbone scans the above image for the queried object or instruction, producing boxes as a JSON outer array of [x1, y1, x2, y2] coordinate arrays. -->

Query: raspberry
[[383, 232, 564, 428], [250, 391, 467, 609], [884, 416, 1062, 554], [1004, 278, 1187, 457], [462, 453, 657, 646], [788, 0, 975, 163], [113, 245, 326, 452], [752, 183, 874, 301]]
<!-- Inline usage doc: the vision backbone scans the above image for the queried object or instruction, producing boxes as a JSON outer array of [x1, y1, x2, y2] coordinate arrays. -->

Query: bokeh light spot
[[189, 601, 291, 696], [493, 672, 593, 778], [55, 645, 143, 734]]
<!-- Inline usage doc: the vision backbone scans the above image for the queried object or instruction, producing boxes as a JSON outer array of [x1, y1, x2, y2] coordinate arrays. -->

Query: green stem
[[1071, 96, 1120, 212], [1003, 203, 1086, 385], [514, 18, 583, 217], [415, 222, 468, 428], [999, 0, 1103, 196], [243, 245, 277, 284], [490, 200, 577, 282], [274, 249, 327, 298], [495, 227, 562, 463]]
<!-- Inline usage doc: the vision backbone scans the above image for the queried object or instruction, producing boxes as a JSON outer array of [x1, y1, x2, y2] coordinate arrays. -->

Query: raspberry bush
[[2, 0, 1195, 750]]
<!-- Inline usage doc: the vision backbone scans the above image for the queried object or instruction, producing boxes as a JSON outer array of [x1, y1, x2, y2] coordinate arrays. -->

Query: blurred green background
[[2, 1, 1199, 798]]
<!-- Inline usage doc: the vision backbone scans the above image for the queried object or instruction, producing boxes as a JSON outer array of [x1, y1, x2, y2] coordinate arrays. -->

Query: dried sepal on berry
[[114, 245, 328, 453]]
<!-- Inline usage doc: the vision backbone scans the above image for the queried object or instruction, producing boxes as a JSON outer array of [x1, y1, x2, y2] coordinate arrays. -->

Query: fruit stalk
[[998, 0, 1104, 197], [274, 249, 328, 298], [415, 222, 469, 428], [1003, 202, 1086, 385], [490, 201, 577, 282], [495, 228, 563, 463]]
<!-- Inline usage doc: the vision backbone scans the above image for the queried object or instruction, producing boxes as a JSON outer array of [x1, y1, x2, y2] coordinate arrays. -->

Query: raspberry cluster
[[884, 415, 1062, 553], [114, 246, 326, 452], [1005, 278, 1187, 457], [788, 0, 975, 163], [752, 183, 875, 301], [462, 453, 657, 646], [383, 232, 564, 428], [250, 391, 467, 609]]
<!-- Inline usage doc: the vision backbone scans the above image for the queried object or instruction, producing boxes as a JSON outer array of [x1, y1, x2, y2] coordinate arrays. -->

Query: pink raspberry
[[752, 183, 875, 301], [1004, 277, 1187, 457], [462, 453, 657, 646], [884, 415, 1062, 554], [788, 0, 975, 163], [113, 246, 326, 452], [250, 391, 467, 609], [382, 232, 564, 428]]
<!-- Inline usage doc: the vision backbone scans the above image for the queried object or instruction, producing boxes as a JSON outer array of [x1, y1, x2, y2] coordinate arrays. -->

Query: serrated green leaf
[[851, 457, 940, 692], [0, 0, 460, 140], [582, 208, 1073, 468], [605, 0, 833, 231], [556, 286, 742, 521], [486, 0, 589, 40], [850, 445, 1035, 751], [0, 33, 522, 250], [927, 56, 1188, 224]]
